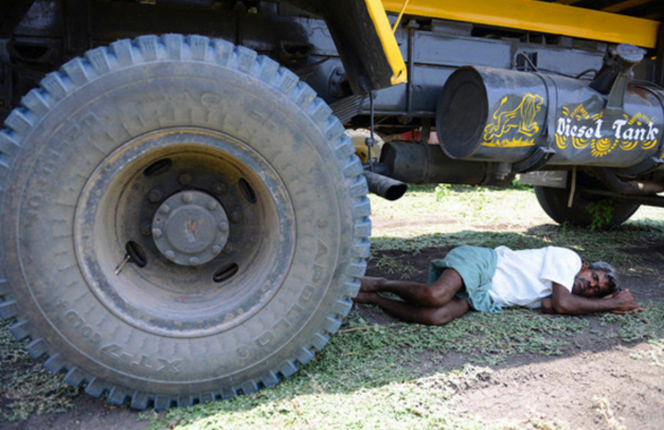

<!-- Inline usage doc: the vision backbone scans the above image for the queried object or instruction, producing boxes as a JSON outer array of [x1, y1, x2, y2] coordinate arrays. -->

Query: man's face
[[572, 268, 611, 297]]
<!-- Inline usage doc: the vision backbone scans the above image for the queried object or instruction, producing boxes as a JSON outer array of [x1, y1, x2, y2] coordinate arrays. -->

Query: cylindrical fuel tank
[[436, 66, 664, 168]]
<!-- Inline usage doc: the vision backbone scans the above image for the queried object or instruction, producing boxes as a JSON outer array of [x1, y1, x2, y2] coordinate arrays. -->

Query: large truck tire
[[534, 175, 639, 228], [0, 35, 370, 409]]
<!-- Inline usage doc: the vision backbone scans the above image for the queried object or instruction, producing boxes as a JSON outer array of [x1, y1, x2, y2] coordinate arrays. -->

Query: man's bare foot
[[353, 291, 379, 304], [359, 276, 386, 293]]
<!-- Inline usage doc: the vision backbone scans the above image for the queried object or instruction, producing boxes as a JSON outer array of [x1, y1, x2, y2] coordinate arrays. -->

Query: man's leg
[[359, 269, 465, 308], [355, 291, 470, 326]]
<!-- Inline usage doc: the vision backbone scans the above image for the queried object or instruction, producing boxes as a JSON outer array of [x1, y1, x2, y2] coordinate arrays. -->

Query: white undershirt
[[488, 246, 582, 309]]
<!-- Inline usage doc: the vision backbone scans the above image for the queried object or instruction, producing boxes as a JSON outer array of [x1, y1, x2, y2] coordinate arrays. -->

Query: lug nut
[[212, 182, 226, 194], [212, 245, 222, 254], [219, 222, 229, 232], [148, 189, 162, 203], [152, 228, 163, 239], [208, 201, 217, 211], [141, 224, 152, 236], [182, 193, 193, 204], [189, 257, 200, 266], [165, 250, 175, 260], [159, 205, 170, 215], [179, 173, 193, 186]]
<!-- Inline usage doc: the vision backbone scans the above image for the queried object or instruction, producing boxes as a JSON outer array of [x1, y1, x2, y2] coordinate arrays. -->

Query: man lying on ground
[[354, 245, 643, 326]]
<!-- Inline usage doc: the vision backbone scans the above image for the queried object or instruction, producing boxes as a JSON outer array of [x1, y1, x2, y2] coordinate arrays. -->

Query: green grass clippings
[[0, 320, 79, 422]]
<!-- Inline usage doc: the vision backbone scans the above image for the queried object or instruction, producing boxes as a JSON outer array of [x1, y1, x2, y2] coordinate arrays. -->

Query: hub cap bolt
[[212, 245, 222, 254], [213, 182, 226, 194], [189, 257, 200, 266], [182, 193, 193, 204], [152, 228, 163, 239], [165, 250, 175, 260], [208, 201, 217, 211], [179, 173, 193, 186], [230, 211, 241, 222], [148, 189, 162, 203], [159, 205, 170, 215], [141, 224, 152, 236], [219, 222, 229, 232]]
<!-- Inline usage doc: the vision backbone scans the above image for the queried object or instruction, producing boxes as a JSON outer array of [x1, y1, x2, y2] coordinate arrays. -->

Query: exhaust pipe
[[363, 171, 408, 201]]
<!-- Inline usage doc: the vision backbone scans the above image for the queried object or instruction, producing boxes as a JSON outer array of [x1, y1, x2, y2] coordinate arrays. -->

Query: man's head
[[572, 261, 619, 298]]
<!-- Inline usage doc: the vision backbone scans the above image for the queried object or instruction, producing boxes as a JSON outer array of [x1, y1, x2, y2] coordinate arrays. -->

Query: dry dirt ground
[[3, 231, 664, 429]]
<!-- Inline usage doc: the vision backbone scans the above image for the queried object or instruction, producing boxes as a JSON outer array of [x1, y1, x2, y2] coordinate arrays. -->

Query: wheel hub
[[152, 190, 229, 266]]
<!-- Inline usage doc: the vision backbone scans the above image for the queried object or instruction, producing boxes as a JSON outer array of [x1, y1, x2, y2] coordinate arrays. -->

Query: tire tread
[[64, 367, 86, 387], [85, 377, 109, 398], [163, 34, 184, 60], [62, 58, 90, 87], [136, 35, 158, 62], [43, 353, 68, 374], [26, 338, 48, 358], [85, 47, 111, 75], [41, 73, 68, 101], [20, 90, 50, 118], [9, 320, 31, 340], [110, 39, 135, 67], [5, 110, 32, 137], [0, 299, 18, 319]]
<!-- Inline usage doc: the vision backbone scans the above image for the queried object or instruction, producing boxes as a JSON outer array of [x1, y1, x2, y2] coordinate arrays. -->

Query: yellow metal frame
[[382, 0, 660, 49], [365, 0, 408, 85]]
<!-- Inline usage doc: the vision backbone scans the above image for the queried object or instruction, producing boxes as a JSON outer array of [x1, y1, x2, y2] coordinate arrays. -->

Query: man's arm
[[547, 283, 643, 315]]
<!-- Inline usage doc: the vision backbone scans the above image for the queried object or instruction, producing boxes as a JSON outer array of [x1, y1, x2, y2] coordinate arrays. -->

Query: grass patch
[[142, 365, 494, 430], [374, 255, 417, 276], [342, 308, 589, 367], [597, 302, 664, 342], [0, 320, 78, 422]]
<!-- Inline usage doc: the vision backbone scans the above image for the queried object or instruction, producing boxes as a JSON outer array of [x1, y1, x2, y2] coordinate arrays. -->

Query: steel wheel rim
[[74, 128, 296, 337]]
